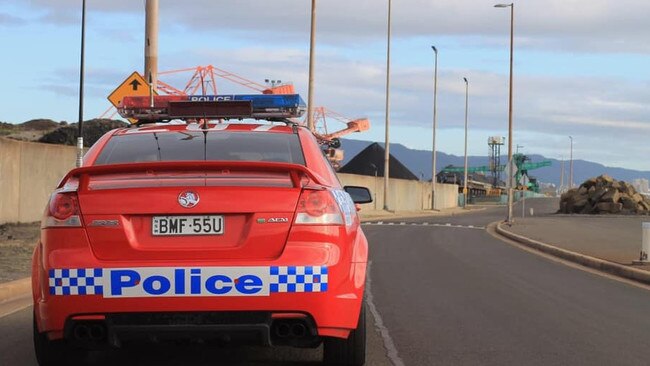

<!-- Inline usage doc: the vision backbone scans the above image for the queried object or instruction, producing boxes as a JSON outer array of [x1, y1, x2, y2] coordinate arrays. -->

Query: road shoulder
[[0, 278, 31, 318], [492, 221, 650, 287]]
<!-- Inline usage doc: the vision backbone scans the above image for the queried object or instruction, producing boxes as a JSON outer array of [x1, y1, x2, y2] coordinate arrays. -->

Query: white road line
[[366, 261, 406, 366], [361, 222, 486, 230]]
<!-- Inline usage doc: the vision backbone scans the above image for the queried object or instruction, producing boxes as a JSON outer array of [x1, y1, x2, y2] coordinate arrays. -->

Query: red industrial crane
[[311, 107, 370, 169], [100, 65, 370, 169]]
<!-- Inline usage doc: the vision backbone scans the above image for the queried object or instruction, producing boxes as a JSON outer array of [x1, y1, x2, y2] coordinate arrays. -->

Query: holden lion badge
[[178, 191, 200, 208]]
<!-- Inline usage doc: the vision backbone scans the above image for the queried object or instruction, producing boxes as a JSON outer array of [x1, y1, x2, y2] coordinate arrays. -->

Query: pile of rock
[[559, 175, 650, 215]]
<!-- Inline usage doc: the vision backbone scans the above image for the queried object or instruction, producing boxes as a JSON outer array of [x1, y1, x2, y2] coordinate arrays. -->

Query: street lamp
[[307, 0, 317, 132], [494, 2, 515, 223], [463, 77, 469, 207], [383, 0, 392, 211], [569, 136, 574, 189], [431, 45, 439, 211]]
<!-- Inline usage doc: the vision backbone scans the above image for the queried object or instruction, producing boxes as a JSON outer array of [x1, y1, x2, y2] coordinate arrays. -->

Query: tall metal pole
[[463, 77, 469, 206], [569, 136, 574, 189], [145, 0, 159, 90], [76, 0, 86, 168], [431, 46, 439, 210], [560, 156, 564, 194], [307, 0, 317, 132], [495, 3, 515, 223], [383, 0, 392, 211]]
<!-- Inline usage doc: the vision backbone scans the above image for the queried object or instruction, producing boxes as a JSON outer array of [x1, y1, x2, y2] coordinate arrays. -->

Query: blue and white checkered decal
[[49, 268, 104, 296], [269, 266, 328, 293], [47, 266, 328, 297]]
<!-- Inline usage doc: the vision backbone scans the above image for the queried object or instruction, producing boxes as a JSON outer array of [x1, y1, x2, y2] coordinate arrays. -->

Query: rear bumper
[[34, 245, 367, 342], [34, 224, 369, 342], [64, 311, 320, 348], [37, 283, 364, 341]]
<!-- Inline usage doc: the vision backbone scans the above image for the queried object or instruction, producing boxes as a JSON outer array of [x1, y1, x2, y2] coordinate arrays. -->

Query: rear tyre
[[33, 314, 84, 366], [323, 300, 366, 366]]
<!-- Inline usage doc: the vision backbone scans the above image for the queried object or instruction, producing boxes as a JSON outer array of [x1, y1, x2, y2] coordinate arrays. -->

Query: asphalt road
[[3, 198, 650, 365], [365, 199, 650, 365]]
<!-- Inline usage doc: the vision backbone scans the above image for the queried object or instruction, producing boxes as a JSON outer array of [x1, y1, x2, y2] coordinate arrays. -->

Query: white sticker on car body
[[48, 266, 329, 298]]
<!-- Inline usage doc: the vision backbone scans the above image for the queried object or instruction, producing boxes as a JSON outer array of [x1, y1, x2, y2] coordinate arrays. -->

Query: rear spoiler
[[59, 161, 325, 191]]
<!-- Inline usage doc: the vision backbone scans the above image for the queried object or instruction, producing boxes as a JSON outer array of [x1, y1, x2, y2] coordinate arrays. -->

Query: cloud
[[161, 44, 650, 135], [39, 67, 132, 98], [15, 0, 650, 53], [0, 12, 26, 26], [4, 0, 650, 169]]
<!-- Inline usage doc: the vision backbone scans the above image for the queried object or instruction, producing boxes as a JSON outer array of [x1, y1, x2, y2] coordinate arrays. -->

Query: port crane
[[441, 153, 552, 192], [100, 65, 369, 168]]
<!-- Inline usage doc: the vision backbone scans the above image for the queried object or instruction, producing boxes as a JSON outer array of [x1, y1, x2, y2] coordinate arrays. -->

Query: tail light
[[294, 189, 344, 225], [42, 192, 83, 228]]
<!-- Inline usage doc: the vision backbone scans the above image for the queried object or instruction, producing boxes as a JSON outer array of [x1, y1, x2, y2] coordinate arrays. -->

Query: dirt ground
[[0, 222, 39, 283]]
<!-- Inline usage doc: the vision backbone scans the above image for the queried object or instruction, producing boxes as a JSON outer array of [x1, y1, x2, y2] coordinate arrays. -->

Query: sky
[[1, 0, 649, 170]]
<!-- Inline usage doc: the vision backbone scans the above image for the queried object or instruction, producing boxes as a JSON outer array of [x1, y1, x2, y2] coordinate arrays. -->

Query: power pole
[[495, 3, 515, 223], [431, 46, 439, 210], [560, 156, 564, 194], [506, 3, 515, 224], [145, 0, 159, 90], [569, 136, 574, 189], [307, 0, 317, 132], [383, 0, 392, 211], [463, 77, 469, 206]]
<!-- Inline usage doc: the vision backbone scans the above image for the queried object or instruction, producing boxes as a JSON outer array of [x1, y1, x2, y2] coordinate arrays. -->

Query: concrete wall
[[0, 138, 76, 223], [0, 138, 459, 223], [337, 173, 459, 211]]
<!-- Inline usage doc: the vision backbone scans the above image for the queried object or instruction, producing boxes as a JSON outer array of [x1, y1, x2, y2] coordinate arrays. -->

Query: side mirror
[[344, 186, 373, 204]]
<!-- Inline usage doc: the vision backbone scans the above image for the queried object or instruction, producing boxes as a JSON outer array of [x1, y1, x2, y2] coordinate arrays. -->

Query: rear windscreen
[[94, 131, 305, 165]]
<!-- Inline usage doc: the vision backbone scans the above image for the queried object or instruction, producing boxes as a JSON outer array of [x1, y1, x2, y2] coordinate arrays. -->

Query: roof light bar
[[119, 94, 306, 122]]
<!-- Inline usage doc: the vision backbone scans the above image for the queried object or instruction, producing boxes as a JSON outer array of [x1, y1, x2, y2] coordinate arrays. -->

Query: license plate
[[152, 215, 224, 236]]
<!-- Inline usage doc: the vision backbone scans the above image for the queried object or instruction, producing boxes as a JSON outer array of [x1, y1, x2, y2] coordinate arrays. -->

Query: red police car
[[32, 94, 372, 365]]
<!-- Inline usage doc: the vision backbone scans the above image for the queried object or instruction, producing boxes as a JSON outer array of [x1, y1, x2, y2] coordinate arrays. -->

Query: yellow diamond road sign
[[108, 72, 157, 123]]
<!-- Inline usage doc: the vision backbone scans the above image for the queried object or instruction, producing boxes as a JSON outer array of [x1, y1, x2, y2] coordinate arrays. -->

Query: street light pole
[[559, 156, 564, 194], [383, 0, 392, 211], [307, 0, 317, 132], [463, 77, 469, 207], [569, 136, 574, 189], [76, 0, 87, 168], [495, 2, 515, 223], [431, 46, 439, 210]]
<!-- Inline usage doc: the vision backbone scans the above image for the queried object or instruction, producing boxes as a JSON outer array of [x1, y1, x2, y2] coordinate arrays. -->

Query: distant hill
[[39, 119, 129, 147], [339, 139, 650, 187], [20, 119, 61, 131]]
